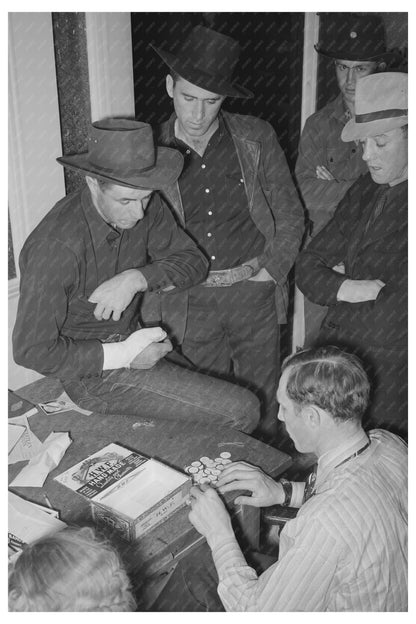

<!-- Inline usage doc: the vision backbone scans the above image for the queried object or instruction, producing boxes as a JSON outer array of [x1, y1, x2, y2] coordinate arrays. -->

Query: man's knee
[[233, 387, 260, 433]]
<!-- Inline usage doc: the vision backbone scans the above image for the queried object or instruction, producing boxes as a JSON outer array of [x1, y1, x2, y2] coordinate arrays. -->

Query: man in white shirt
[[183, 345, 407, 611]]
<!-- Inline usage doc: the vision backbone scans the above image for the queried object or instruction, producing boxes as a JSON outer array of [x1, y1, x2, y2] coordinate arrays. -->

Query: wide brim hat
[[57, 118, 183, 189], [342, 72, 408, 141], [151, 25, 253, 99], [315, 13, 396, 63]]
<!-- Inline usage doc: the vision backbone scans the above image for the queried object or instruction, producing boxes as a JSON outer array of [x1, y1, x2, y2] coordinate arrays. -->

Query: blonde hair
[[8, 527, 136, 612]]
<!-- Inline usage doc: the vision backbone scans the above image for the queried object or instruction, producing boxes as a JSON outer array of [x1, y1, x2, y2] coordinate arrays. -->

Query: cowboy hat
[[57, 118, 183, 189], [151, 25, 253, 99], [341, 72, 407, 142], [315, 13, 395, 63]]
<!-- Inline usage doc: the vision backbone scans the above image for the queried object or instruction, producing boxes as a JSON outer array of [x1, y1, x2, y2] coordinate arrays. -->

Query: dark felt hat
[[315, 13, 395, 62], [57, 118, 183, 189], [151, 25, 253, 99]]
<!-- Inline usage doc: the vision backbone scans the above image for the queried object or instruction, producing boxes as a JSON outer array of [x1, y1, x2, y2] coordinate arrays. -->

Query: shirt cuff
[[211, 536, 248, 578], [102, 342, 125, 370], [138, 265, 173, 293], [291, 482, 306, 508]]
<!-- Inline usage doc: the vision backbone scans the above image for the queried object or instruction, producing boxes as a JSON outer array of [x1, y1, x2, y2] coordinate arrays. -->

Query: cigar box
[[55, 443, 191, 540]]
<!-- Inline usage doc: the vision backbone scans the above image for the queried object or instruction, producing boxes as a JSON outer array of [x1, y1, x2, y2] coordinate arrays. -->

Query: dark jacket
[[141, 111, 304, 343], [13, 187, 208, 380], [296, 174, 407, 348]]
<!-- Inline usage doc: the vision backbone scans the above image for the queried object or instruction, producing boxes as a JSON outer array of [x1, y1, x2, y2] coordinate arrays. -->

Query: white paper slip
[[38, 391, 92, 416], [8, 491, 66, 554], [8, 423, 26, 454], [10, 431, 72, 488], [8, 414, 43, 465]]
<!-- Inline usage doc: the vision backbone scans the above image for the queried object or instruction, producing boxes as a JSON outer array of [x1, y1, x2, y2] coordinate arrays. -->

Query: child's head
[[9, 526, 136, 611]]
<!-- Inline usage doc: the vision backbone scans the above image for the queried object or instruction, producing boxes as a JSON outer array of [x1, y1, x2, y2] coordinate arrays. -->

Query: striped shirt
[[212, 429, 408, 611]]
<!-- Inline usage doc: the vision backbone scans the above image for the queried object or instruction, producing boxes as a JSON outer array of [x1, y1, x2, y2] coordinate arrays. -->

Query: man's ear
[[302, 405, 322, 429], [166, 74, 174, 99], [85, 176, 99, 199]]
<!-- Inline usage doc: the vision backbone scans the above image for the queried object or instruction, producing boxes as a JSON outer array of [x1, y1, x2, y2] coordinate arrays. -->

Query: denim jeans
[[180, 281, 280, 438], [62, 359, 259, 433]]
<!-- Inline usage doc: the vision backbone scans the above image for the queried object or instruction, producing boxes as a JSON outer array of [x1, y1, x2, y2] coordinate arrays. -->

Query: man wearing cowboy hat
[[13, 118, 260, 431], [296, 72, 408, 439], [295, 13, 393, 346], [151, 25, 304, 444]]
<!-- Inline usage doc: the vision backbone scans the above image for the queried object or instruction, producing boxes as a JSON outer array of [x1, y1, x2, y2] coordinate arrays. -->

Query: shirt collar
[[81, 185, 121, 249], [329, 93, 351, 125], [316, 428, 370, 485], [168, 112, 226, 149]]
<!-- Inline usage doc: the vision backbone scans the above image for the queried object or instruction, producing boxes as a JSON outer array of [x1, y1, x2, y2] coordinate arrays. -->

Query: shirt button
[[211, 255, 216, 260], [207, 233, 212, 237], [208, 211, 213, 215], [205, 188, 210, 193], [201, 164, 206, 169], [240, 178, 244, 183], [186, 149, 191, 154]]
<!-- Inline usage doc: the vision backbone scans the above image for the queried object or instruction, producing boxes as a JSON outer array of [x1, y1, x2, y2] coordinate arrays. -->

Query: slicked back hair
[[282, 346, 370, 424]]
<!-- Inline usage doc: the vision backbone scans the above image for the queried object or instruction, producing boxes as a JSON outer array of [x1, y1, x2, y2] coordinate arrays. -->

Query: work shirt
[[168, 115, 265, 270], [296, 94, 368, 235], [13, 186, 208, 381], [212, 429, 408, 611]]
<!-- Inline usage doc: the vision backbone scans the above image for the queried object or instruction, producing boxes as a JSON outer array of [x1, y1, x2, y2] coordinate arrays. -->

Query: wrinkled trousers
[[62, 359, 260, 434]]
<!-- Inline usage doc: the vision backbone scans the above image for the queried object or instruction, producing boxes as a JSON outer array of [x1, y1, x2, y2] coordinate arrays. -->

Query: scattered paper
[[8, 491, 66, 556], [8, 414, 43, 465], [38, 391, 92, 416], [10, 431, 72, 488], [8, 423, 26, 454]]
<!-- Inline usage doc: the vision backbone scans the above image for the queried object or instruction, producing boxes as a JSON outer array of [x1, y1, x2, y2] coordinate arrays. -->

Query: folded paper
[[10, 432, 72, 488]]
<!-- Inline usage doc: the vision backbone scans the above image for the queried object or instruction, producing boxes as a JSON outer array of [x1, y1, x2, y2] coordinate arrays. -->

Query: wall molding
[[292, 12, 320, 352], [86, 12, 135, 122]]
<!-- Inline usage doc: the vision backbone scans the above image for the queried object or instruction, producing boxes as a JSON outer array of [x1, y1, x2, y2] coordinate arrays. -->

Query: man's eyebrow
[[118, 193, 151, 201], [181, 90, 221, 101]]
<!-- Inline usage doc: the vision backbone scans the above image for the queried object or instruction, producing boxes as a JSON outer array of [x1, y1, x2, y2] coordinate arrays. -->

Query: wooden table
[[9, 378, 292, 581]]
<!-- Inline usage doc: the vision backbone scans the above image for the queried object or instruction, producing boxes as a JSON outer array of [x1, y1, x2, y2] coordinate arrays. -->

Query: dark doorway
[[131, 12, 304, 170]]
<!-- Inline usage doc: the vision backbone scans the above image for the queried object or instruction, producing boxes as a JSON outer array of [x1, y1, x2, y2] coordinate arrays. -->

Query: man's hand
[[248, 267, 276, 283], [102, 327, 170, 370], [316, 165, 335, 181], [129, 338, 173, 369], [216, 461, 284, 507], [337, 278, 385, 303], [89, 269, 148, 321], [188, 485, 234, 549]]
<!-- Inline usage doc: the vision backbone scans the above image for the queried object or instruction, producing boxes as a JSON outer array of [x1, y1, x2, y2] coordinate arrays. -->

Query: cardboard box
[[55, 443, 191, 540]]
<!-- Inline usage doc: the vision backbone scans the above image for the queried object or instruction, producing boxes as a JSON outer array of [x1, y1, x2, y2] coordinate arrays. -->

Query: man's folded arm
[[296, 212, 350, 306], [13, 239, 104, 379], [139, 195, 209, 292]]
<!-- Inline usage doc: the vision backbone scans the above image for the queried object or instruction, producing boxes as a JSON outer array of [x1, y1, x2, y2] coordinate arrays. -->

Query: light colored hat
[[342, 72, 407, 142]]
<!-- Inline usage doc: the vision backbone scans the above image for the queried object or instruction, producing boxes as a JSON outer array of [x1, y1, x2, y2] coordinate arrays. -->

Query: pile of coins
[[184, 452, 232, 485]]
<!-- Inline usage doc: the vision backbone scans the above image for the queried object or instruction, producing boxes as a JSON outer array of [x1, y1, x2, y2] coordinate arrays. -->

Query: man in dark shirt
[[151, 26, 304, 443], [295, 13, 392, 347], [13, 119, 260, 432], [296, 73, 407, 438]]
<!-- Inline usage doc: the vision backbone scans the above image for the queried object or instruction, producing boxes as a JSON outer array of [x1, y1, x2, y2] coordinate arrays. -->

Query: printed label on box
[[55, 443, 148, 499]]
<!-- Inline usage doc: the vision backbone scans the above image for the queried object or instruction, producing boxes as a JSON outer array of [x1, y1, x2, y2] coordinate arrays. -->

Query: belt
[[203, 260, 257, 288]]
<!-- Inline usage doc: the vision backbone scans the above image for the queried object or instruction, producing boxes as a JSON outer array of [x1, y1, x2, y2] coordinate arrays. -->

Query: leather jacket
[[141, 111, 304, 344]]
